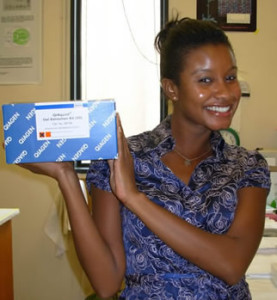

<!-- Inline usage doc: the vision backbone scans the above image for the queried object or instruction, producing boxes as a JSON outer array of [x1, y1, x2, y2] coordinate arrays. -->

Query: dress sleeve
[[238, 150, 271, 191], [86, 160, 112, 192]]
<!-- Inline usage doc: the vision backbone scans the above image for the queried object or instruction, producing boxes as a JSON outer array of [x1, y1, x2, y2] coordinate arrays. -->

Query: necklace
[[173, 147, 211, 166]]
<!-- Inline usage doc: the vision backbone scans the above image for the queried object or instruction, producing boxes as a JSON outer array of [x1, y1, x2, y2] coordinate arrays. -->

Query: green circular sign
[[13, 28, 30, 45]]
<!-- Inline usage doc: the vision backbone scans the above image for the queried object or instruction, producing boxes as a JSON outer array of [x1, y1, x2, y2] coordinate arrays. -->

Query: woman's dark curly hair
[[155, 17, 234, 85]]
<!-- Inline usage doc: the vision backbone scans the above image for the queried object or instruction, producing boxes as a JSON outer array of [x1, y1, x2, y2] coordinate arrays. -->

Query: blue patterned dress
[[86, 116, 271, 300]]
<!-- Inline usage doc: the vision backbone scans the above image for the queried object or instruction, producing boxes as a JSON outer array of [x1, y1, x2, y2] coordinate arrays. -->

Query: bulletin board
[[0, 0, 42, 84]]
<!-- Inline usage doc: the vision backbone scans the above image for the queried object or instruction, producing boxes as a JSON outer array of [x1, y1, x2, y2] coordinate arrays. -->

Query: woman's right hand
[[3, 140, 75, 180], [18, 161, 75, 181]]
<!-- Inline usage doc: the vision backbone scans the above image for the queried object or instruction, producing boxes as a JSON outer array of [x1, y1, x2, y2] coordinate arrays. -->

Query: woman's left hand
[[108, 114, 139, 205]]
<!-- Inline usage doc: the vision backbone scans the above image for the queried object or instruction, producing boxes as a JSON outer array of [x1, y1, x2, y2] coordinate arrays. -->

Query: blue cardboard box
[[2, 100, 118, 164]]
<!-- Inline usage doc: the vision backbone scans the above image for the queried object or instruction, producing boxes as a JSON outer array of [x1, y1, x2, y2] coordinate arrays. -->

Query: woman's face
[[172, 44, 241, 132]]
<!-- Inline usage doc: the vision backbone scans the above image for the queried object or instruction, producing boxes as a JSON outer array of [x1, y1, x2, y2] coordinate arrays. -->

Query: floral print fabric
[[86, 116, 271, 299]]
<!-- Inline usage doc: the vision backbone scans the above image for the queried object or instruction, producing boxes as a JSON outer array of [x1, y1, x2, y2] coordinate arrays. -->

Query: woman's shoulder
[[213, 131, 268, 169], [223, 144, 271, 189], [226, 144, 268, 166]]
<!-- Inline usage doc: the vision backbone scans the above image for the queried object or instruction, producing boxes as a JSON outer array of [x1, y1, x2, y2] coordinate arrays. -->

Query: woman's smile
[[205, 105, 230, 113]]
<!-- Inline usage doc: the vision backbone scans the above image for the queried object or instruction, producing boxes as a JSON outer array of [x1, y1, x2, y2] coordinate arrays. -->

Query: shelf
[[0, 209, 20, 226]]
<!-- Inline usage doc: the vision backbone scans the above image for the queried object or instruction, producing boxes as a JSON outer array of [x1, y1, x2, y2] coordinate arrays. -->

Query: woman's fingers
[[17, 161, 74, 180], [108, 113, 137, 203]]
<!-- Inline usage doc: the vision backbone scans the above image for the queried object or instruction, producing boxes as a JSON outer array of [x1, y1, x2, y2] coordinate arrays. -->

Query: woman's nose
[[213, 81, 231, 99]]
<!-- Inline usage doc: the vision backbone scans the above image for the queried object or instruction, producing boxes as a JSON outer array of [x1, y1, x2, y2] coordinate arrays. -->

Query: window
[[71, 0, 168, 172]]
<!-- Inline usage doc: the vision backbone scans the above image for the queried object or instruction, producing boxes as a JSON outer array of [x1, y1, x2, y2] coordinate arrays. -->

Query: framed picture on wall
[[197, 0, 257, 32]]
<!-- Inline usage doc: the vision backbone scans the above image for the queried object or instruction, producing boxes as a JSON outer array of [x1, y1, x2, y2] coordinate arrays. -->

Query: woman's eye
[[199, 77, 212, 84], [226, 74, 237, 81]]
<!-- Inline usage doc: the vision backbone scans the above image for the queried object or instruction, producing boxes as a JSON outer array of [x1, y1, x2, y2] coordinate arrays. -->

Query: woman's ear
[[161, 78, 178, 101]]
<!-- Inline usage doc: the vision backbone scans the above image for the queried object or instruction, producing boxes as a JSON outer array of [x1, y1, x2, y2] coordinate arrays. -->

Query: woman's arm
[[18, 162, 125, 298], [58, 168, 125, 297], [123, 186, 266, 285]]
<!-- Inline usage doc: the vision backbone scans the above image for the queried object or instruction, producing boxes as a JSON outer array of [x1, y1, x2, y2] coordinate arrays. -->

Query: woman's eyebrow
[[191, 65, 238, 75]]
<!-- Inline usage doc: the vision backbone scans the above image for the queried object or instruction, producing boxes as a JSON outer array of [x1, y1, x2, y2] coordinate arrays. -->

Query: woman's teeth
[[206, 106, 230, 113]]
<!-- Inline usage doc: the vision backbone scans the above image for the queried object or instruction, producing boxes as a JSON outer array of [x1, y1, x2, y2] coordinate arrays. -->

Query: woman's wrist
[[124, 190, 147, 212], [55, 162, 77, 182]]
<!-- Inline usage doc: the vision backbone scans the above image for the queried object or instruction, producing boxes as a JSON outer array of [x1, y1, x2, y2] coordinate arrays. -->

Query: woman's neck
[[170, 113, 212, 157]]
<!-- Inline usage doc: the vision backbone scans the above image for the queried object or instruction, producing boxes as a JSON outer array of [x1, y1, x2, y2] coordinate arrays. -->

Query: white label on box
[[35, 102, 89, 140]]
